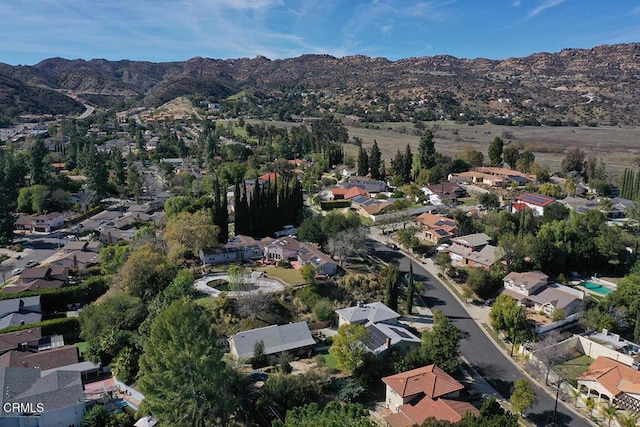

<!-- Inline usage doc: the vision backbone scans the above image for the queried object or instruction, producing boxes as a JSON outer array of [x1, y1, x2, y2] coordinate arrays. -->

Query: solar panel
[[351, 195, 368, 204], [391, 327, 412, 339], [366, 325, 388, 350], [298, 247, 310, 255], [435, 229, 449, 236]]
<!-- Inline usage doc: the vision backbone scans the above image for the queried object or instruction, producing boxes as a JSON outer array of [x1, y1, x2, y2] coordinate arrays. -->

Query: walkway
[[193, 273, 285, 297]]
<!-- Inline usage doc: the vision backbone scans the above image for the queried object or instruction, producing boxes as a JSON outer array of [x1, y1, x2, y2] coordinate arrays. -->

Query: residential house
[[577, 356, 640, 413], [0, 297, 42, 329], [264, 237, 301, 261], [296, 242, 338, 276], [3, 268, 69, 294], [331, 186, 369, 200], [558, 196, 599, 214], [0, 328, 43, 354], [0, 367, 86, 427], [501, 271, 549, 303], [228, 321, 316, 360], [511, 193, 555, 216], [447, 233, 500, 269], [415, 213, 457, 245], [526, 284, 586, 317], [345, 176, 387, 193], [15, 213, 65, 232], [336, 301, 401, 327], [348, 194, 392, 218], [382, 365, 479, 426], [422, 183, 466, 206], [200, 235, 274, 265], [53, 241, 102, 271], [0, 345, 80, 370], [474, 167, 536, 185], [335, 302, 420, 356], [609, 197, 635, 218]]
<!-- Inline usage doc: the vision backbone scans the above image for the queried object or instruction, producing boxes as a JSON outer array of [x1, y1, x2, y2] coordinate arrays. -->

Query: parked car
[[385, 242, 399, 250], [11, 268, 24, 276], [484, 298, 495, 307], [24, 260, 39, 268]]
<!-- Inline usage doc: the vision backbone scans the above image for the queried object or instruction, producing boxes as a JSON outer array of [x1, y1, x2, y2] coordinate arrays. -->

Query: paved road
[[1, 232, 69, 281], [372, 242, 591, 427]]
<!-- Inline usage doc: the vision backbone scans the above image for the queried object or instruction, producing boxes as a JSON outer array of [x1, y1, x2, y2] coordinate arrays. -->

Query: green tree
[[599, 402, 617, 427], [490, 294, 524, 337], [503, 145, 520, 169], [127, 164, 144, 203], [369, 140, 383, 180], [82, 404, 133, 427], [330, 324, 371, 372], [405, 262, 415, 314], [138, 299, 243, 426], [585, 397, 596, 417], [478, 192, 500, 209], [300, 263, 316, 285], [616, 412, 640, 427], [488, 137, 504, 167], [272, 402, 375, 427], [420, 310, 462, 374], [561, 147, 586, 174], [164, 210, 220, 259], [28, 138, 50, 185], [120, 244, 176, 301], [357, 146, 369, 176], [418, 129, 437, 169], [312, 299, 334, 322], [509, 378, 538, 416], [381, 264, 400, 311], [403, 144, 413, 182]]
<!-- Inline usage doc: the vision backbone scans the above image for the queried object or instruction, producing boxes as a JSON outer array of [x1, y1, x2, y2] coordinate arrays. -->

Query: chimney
[[386, 337, 391, 349], [602, 328, 608, 336]]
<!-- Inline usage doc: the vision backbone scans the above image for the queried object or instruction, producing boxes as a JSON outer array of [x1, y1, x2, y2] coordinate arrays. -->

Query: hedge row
[[320, 200, 352, 210], [0, 317, 79, 336], [0, 276, 108, 313]]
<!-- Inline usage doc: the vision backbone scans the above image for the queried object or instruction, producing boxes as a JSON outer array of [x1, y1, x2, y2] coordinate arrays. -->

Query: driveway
[[370, 239, 591, 427]]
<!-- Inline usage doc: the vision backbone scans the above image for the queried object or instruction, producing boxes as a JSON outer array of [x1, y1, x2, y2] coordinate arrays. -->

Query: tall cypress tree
[[405, 262, 415, 314], [403, 144, 413, 182], [357, 146, 369, 176], [369, 140, 382, 180]]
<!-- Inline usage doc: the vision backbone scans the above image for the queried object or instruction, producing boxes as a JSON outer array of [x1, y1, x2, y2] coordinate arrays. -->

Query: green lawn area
[[318, 349, 339, 369], [255, 267, 303, 285], [554, 354, 594, 386], [195, 296, 217, 310], [75, 341, 89, 357]]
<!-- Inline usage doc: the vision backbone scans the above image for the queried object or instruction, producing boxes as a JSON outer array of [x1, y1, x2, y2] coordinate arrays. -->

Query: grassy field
[[255, 267, 303, 285], [246, 119, 640, 179], [554, 354, 594, 386]]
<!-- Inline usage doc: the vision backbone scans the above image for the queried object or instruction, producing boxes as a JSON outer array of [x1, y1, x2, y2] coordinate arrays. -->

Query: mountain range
[[1, 42, 639, 125]]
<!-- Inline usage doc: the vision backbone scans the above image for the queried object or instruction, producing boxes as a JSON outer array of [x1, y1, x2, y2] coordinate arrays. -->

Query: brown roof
[[0, 345, 79, 370], [344, 187, 369, 199], [0, 328, 42, 352], [578, 356, 640, 397], [1, 279, 65, 294], [385, 411, 415, 427], [383, 365, 464, 399], [400, 398, 479, 425]]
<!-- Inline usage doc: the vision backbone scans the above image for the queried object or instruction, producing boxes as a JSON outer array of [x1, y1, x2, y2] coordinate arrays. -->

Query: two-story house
[[383, 365, 479, 426], [447, 233, 500, 270], [415, 213, 457, 245], [511, 193, 555, 216]]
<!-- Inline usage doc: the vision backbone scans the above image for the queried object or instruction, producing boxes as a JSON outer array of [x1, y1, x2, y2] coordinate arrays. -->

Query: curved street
[[371, 239, 592, 427]]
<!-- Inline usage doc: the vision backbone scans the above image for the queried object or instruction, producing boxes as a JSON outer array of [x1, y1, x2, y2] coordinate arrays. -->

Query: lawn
[[318, 349, 339, 370], [255, 267, 303, 285], [554, 354, 594, 386], [75, 341, 89, 357]]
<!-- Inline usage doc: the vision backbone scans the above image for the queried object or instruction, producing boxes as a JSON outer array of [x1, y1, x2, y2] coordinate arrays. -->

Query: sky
[[1, 0, 639, 65]]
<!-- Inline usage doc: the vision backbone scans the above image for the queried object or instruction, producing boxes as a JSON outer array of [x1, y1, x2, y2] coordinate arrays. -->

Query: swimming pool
[[583, 281, 613, 295]]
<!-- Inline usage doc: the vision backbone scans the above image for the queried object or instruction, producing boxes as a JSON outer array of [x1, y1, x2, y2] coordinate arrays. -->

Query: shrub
[[312, 299, 334, 322]]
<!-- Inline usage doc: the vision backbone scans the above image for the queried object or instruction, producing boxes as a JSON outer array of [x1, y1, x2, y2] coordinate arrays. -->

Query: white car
[[11, 268, 24, 276], [24, 260, 39, 268]]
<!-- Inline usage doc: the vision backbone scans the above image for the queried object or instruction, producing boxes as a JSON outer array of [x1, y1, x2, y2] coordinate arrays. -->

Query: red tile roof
[[578, 356, 640, 397], [383, 365, 464, 399], [399, 398, 479, 425], [344, 187, 369, 199]]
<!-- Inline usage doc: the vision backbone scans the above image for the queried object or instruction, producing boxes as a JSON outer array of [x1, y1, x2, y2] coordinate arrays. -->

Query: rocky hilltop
[[1, 43, 639, 124]]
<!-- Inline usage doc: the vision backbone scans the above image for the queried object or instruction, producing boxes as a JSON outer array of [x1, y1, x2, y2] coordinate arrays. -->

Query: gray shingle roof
[[230, 321, 315, 360], [0, 367, 84, 414], [336, 302, 400, 325], [451, 233, 491, 248]]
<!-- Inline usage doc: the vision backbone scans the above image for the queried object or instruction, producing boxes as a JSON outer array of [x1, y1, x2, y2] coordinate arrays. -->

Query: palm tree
[[585, 397, 596, 418], [615, 412, 639, 427], [569, 387, 582, 408], [598, 402, 617, 427]]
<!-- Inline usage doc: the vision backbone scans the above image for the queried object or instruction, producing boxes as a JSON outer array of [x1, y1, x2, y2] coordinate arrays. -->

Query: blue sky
[[1, 0, 639, 65]]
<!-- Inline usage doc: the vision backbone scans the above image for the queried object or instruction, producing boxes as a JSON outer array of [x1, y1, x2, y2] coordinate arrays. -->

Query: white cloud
[[381, 25, 393, 33], [512, 0, 522, 6], [527, 0, 568, 19]]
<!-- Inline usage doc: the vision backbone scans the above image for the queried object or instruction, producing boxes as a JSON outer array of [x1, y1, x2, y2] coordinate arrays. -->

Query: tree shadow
[[419, 295, 446, 308], [527, 409, 573, 427]]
